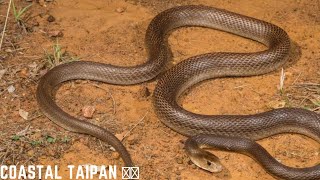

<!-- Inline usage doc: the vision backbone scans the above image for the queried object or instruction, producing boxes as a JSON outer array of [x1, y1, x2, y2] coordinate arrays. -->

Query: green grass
[[44, 41, 79, 68], [46, 135, 56, 143], [12, 135, 20, 141], [12, 0, 32, 24]]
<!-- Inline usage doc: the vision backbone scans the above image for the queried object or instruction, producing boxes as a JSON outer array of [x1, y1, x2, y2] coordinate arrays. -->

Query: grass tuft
[[12, 0, 32, 25], [44, 40, 79, 68]]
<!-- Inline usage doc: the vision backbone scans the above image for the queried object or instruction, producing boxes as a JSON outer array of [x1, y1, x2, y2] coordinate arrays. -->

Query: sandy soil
[[0, 0, 319, 179]]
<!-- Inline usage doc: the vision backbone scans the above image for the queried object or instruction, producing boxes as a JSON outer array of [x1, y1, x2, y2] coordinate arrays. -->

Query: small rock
[[268, 100, 286, 109], [115, 131, 127, 141], [7, 85, 15, 93], [82, 106, 95, 118], [47, 30, 63, 37], [19, 109, 29, 120], [191, 164, 197, 169], [47, 15, 55, 22], [116, 7, 126, 13], [19, 68, 29, 78], [127, 135, 138, 145], [176, 157, 183, 164], [139, 86, 151, 98], [5, 49, 12, 53]]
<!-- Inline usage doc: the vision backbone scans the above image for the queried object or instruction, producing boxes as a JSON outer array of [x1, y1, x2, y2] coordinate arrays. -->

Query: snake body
[[37, 5, 320, 179]]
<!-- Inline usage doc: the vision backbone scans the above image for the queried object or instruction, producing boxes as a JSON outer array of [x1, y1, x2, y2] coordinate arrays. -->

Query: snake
[[36, 5, 320, 180]]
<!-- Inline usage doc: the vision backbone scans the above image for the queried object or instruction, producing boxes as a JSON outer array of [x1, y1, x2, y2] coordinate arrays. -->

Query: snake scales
[[37, 5, 320, 180]]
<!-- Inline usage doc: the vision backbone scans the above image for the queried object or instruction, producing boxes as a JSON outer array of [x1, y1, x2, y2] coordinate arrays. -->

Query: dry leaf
[[115, 131, 127, 141], [19, 109, 29, 120], [17, 125, 30, 136]]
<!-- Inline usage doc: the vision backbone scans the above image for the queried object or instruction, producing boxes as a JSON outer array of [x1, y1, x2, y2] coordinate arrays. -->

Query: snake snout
[[188, 149, 223, 173]]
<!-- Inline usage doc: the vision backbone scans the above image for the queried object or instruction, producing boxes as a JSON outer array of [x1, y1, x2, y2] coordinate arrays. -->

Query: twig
[[98, 140, 105, 153], [279, 68, 286, 93], [291, 72, 302, 86], [312, 106, 320, 112], [121, 112, 148, 141], [233, 84, 249, 89], [0, 0, 12, 51], [107, 90, 116, 115], [0, 148, 9, 166], [294, 82, 320, 87]]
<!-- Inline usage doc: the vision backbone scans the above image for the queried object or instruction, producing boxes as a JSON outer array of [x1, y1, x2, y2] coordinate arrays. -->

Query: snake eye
[[188, 150, 223, 173]]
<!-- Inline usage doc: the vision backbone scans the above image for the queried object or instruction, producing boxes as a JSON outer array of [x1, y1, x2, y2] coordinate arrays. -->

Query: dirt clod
[[127, 135, 138, 145], [116, 7, 126, 13], [176, 157, 183, 164], [47, 15, 56, 22], [47, 30, 64, 37], [82, 106, 96, 118], [139, 86, 151, 98]]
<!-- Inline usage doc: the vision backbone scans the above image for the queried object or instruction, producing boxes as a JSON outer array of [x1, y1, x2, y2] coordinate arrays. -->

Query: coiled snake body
[[37, 5, 320, 180]]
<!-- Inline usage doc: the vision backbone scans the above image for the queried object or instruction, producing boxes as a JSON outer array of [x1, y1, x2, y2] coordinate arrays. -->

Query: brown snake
[[37, 5, 320, 180]]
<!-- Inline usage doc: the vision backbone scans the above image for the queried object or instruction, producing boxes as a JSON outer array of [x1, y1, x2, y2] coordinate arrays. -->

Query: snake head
[[188, 149, 223, 173]]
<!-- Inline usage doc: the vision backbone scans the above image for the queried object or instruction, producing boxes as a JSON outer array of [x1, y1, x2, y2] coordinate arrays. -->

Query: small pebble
[[139, 86, 151, 98], [19, 68, 29, 78], [7, 85, 15, 93], [176, 157, 183, 164], [47, 30, 64, 37], [82, 106, 95, 118], [127, 135, 138, 145], [116, 7, 125, 13], [5, 49, 12, 53], [47, 15, 56, 22]]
